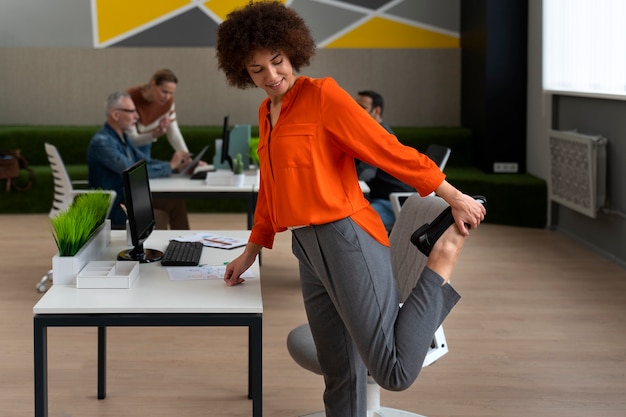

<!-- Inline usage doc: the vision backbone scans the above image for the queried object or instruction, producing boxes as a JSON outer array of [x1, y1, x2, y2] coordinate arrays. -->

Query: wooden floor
[[1, 213, 626, 417]]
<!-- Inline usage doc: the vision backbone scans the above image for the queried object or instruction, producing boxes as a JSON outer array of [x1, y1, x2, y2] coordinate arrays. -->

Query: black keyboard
[[161, 241, 203, 266]]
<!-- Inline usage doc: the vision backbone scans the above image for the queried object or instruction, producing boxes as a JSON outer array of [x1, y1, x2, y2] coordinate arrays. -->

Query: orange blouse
[[249, 77, 445, 249]]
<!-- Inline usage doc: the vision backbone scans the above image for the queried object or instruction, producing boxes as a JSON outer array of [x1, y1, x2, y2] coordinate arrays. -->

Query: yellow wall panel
[[96, 0, 191, 43], [326, 17, 459, 49]]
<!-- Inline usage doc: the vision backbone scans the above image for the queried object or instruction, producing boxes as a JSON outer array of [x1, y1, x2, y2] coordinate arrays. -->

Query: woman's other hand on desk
[[224, 242, 262, 286]]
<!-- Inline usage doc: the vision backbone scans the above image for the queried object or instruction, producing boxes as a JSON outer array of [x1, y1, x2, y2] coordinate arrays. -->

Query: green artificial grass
[[445, 167, 548, 228], [50, 191, 113, 256]]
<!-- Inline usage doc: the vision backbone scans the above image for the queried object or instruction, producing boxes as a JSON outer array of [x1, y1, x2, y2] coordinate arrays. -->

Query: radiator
[[549, 130, 607, 218]]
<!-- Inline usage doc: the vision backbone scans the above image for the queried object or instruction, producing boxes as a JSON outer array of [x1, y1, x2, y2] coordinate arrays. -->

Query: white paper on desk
[[167, 265, 255, 281], [172, 232, 247, 249]]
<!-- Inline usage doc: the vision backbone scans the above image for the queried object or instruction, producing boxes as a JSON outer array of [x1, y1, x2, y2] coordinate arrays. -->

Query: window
[[543, 0, 626, 99]]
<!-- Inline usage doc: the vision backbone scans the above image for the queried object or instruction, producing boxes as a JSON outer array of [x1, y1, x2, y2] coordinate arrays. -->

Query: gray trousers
[[291, 217, 460, 417]]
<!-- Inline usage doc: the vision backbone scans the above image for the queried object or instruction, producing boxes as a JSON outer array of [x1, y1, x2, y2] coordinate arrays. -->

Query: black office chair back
[[424, 144, 451, 171]]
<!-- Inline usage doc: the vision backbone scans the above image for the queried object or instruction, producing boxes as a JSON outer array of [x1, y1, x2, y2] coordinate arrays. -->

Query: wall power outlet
[[493, 162, 519, 173]]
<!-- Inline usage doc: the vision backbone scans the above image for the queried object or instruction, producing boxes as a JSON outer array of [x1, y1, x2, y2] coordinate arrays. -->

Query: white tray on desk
[[76, 260, 139, 289]]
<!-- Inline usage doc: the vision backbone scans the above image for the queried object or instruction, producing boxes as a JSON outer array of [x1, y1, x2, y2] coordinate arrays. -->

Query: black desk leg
[[98, 326, 107, 399], [34, 318, 48, 417], [249, 318, 262, 417], [248, 325, 253, 399], [246, 192, 257, 230]]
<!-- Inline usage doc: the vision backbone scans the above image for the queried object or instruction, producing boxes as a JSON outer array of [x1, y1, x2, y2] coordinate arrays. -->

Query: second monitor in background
[[220, 115, 232, 170], [213, 115, 231, 170], [213, 116, 251, 171]]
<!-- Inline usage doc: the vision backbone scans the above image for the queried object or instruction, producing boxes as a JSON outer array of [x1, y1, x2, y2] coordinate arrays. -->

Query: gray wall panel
[[291, 0, 365, 43], [389, 0, 460, 32], [0, 0, 93, 47]]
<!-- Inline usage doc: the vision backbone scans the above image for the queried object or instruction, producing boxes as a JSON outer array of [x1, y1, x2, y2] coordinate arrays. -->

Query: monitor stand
[[117, 244, 163, 263]]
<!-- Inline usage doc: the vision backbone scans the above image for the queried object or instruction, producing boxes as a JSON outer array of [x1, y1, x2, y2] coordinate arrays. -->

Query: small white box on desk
[[76, 261, 139, 289], [205, 170, 236, 186]]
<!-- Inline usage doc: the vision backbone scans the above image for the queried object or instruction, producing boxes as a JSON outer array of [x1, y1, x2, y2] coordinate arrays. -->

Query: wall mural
[[92, 0, 459, 48]]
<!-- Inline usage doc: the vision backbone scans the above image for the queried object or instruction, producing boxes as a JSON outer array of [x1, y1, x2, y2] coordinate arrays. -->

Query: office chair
[[286, 194, 451, 417], [36, 143, 116, 292], [389, 144, 451, 220]]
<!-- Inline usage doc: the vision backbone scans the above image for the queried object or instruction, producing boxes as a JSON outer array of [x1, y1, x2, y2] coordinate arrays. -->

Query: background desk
[[150, 174, 370, 231], [33, 230, 263, 417], [150, 172, 259, 229]]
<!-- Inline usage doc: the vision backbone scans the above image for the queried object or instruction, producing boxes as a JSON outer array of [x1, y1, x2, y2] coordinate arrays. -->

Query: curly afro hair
[[216, 1, 316, 90]]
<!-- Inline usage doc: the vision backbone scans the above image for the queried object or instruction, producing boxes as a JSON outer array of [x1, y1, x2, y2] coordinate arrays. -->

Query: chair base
[[301, 407, 427, 417], [36, 269, 53, 293]]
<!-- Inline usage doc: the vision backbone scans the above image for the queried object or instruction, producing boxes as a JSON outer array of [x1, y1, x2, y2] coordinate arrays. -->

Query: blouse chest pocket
[[270, 123, 316, 169]]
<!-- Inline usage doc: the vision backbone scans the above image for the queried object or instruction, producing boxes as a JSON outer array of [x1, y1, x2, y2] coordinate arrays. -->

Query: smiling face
[[246, 49, 297, 103]]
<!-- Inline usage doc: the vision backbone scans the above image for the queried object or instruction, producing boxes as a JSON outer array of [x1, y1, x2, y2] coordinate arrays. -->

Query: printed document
[[172, 232, 247, 249], [167, 264, 255, 281]]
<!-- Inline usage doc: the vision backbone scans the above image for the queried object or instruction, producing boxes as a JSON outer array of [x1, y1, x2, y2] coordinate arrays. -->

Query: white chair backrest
[[45, 142, 117, 220], [389, 192, 414, 219], [45, 142, 75, 217]]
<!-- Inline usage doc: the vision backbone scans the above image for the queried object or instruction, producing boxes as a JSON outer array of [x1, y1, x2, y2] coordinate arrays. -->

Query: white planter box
[[76, 261, 139, 289], [51, 220, 111, 285]]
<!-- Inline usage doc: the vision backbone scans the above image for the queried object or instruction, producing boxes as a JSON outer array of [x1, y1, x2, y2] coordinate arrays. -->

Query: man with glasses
[[87, 91, 191, 230]]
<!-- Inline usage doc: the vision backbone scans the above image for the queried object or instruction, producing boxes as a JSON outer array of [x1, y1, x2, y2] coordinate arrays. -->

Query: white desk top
[[150, 173, 370, 194], [33, 230, 262, 315], [150, 170, 259, 193]]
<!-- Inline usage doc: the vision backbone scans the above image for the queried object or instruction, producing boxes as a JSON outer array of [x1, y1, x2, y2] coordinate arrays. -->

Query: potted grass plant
[[51, 191, 113, 285]]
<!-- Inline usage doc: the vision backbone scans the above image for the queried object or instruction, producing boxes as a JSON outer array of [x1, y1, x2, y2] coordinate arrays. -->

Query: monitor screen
[[118, 159, 163, 263], [220, 115, 233, 170]]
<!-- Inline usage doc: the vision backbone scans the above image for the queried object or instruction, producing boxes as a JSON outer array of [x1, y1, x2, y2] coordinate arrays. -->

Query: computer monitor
[[220, 115, 233, 170], [117, 159, 163, 263]]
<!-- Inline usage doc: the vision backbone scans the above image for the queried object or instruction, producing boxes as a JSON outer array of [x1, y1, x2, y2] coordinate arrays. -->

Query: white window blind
[[543, 0, 626, 99]]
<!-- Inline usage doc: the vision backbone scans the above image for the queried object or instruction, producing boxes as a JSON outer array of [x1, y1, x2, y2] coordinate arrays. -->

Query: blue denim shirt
[[87, 123, 172, 228]]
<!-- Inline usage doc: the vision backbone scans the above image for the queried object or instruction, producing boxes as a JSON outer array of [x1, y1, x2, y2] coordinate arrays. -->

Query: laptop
[[172, 145, 209, 177]]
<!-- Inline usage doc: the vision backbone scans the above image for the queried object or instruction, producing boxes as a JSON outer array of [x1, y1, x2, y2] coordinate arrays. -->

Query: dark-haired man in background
[[355, 90, 414, 230]]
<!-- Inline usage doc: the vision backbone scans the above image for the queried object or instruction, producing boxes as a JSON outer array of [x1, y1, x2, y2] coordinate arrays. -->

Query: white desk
[[150, 171, 259, 229], [33, 230, 263, 417]]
